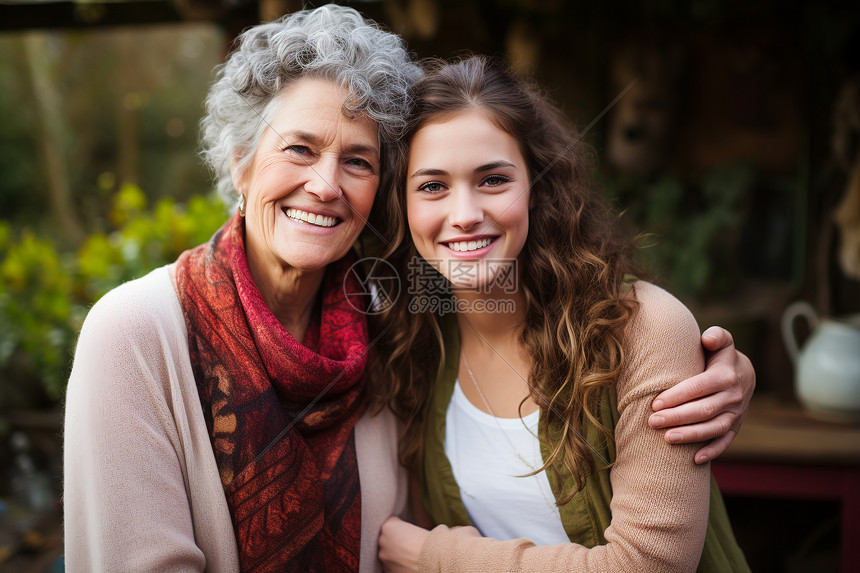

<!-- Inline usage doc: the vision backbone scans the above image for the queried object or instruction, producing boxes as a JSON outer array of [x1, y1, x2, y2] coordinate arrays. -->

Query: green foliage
[[0, 186, 227, 404], [602, 163, 755, 300], [0, 225, 73, 401], [77, 184, 227, 300]]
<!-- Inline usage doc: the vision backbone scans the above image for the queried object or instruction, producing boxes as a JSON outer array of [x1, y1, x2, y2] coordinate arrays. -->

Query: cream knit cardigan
[[63, 266, 408, 572]]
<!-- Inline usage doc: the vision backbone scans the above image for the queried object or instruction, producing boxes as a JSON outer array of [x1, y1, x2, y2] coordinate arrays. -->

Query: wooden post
[[22, 33, 84, 245]]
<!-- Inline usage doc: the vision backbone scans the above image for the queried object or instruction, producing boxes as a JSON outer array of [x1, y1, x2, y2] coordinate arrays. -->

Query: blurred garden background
[[1, 0, 859, 571], [0, 16, 232, 570]]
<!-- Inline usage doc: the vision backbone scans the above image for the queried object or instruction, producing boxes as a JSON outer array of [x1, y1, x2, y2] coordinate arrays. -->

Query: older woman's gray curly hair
[[201, 5, 422, 204]]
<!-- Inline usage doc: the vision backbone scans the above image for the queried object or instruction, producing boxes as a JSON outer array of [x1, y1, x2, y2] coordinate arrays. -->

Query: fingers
[[652, 363, 737, 411], [693, 430, 737, 464], [650, 326, 754, 463], [650, 378, 745, 427], [652, 325, 742, 411], [382, 516, 404, 530], [701, 325, 734, 352], [379, 516, 426, 573], [659, 411, 735, 445]]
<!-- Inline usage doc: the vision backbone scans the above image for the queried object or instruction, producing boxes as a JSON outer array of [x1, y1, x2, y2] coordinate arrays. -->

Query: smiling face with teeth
[[406, 110, 530, 291], [233, 78, 380, 281]]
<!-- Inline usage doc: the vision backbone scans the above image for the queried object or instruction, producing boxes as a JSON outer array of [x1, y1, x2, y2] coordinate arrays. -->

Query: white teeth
[[285, 208, 337, 228], [447, 238, 492, 252]]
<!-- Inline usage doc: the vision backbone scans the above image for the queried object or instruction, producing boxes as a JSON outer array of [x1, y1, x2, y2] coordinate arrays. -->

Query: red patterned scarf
[[175, 213, 367, 572]]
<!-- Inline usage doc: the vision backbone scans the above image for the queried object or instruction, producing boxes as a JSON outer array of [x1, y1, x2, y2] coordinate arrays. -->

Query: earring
[[238, 193, 246, 217]]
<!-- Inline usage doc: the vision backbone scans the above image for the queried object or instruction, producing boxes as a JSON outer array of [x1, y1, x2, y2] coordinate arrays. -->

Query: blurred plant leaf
[[0, 187, 227, 404], [602, 162, 755, 300]]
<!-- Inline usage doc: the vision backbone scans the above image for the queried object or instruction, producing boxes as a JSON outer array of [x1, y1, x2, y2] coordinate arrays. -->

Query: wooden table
[[711, 397, 860, 572]]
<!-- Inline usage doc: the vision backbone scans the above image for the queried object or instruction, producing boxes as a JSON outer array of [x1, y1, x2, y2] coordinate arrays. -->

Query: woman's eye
[[346, 157, 373, 170], [482, 175, 510, 186], [284, 145, 310, 156], [418, 181, 445, 193]]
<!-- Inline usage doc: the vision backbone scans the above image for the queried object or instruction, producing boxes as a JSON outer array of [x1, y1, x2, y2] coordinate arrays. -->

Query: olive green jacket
[[421, 305, 749, 571]]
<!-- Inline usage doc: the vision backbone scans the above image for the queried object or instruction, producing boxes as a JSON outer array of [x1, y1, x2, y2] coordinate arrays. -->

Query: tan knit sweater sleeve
[[418, 281, 710, 572]]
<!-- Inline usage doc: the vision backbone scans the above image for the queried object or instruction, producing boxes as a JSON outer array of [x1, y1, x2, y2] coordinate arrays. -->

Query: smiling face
[[234, 77, 380, 275], [406, 110, 530, 291]]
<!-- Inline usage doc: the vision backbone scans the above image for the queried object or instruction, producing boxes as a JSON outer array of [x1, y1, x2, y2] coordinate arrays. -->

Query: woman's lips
[[441, 236, 498, 257], [446, 237, 494, 252], [283, 207, 341, 228]]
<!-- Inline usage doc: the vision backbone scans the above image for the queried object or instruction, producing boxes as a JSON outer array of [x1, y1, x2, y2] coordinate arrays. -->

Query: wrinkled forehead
[[258, 77, 381, 147]]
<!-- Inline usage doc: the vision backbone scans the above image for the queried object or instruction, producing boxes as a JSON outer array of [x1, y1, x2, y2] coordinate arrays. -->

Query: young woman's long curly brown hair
[[367, 55, 644, 503]]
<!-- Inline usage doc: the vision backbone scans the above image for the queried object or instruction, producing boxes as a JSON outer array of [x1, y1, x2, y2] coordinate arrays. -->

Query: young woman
[[373, 56, 750, 571]]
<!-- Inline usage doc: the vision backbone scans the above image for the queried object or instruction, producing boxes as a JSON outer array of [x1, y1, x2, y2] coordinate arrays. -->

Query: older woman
[[63, 5, 752, 573], [64, 7, 421, 572]]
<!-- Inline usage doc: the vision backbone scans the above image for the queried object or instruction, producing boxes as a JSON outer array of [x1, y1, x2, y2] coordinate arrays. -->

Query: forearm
[[418, 438, 708, 572]]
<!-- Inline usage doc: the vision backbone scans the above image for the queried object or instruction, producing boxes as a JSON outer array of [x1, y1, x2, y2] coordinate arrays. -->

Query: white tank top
[[444, 380, 571, 545]]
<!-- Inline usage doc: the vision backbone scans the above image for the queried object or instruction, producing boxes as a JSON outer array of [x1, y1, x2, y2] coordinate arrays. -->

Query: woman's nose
[[448, 189, 484, 230], [303, 157, 342, 202]]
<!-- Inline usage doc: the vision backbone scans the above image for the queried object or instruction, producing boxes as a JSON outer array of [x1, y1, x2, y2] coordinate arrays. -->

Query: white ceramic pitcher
[[781, 301, 860, 422]]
